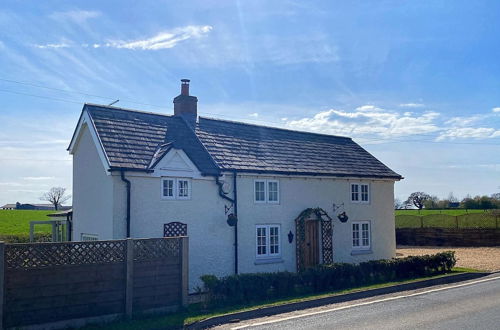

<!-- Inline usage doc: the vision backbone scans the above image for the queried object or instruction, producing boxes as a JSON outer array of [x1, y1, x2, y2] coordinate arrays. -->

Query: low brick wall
[[396, 228, 500, 246]]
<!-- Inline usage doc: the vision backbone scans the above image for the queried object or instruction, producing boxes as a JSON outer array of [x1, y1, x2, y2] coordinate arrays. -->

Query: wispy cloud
[[104, 25, 213, 50], [34, 42, 71, 49], [31, 25, 213, 51], [436, 127, 500, 140], [493, 107, 500, 113], [400, 103, 425, 108], [249, 112, 259, 118], [49, 10, 101, 24]]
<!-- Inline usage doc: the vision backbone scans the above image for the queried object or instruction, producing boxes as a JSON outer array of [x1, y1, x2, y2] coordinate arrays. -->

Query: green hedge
[[201, 252, 456, 305], [0, 233, 52, 243]]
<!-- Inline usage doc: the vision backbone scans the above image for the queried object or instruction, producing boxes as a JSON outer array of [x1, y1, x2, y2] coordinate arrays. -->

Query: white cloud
[[437, 127, 500, 140], [249, 112, 259, 118], [285, 106, 440, 138], [493, 107, 500, 113], [50, 10, 101, 24], [34, 43, 70, 49], [400, 103, 425, 108], [22, 176, 55, 181], [104, 25, 213, 50]]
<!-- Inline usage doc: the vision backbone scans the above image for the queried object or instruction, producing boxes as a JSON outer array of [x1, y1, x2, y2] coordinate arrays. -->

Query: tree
[[423, 195, 439, 209], [405, 192, 431, 210], [394, 198, 404, 210], [40, 187, 70, 210]]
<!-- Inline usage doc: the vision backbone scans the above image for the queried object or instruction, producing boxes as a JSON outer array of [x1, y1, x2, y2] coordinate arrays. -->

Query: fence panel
[[457, 213, 497, 228], [2, 237, 187, 328]]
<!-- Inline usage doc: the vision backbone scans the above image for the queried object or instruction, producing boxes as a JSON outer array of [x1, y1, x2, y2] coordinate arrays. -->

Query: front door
[[304, 220, 320, 268]]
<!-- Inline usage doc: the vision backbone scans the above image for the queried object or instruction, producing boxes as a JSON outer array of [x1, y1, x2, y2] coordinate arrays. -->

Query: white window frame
[[254, 180, 266, 203], [81, 233, 98, 241], [255, 224, 281, 258], [352, 221, 371, 250], [351, 183, 370, 204], [253, 179, 280, 204], [162, 178, 175, 200], [161, 177, 191, 200]]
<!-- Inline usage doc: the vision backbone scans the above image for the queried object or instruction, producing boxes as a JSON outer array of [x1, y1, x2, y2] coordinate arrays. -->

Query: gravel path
[[396, 246, 500, 272]]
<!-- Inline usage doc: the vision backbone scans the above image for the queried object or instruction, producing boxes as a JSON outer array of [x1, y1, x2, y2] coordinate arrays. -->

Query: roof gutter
[[120, 170, 131, 238]]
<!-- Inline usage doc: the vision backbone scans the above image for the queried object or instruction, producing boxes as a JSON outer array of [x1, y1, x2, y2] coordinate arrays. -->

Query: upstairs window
[[161, 178, 191, 200], [351, 183, 369, 203], [254, 179, 280, 203]]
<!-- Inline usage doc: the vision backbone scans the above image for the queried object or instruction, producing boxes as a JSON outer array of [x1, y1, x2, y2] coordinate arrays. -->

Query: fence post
[[125, 239, 134, 318], [420, 216, 424, 228], [496, 216, 499, 229], [455, 216, 459, 229], [0, 242, 5, 330], [180, 237, 189, 307]]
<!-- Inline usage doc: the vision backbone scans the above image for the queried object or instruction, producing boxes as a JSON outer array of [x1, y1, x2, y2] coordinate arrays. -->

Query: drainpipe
[[233, 171, 238, 274], [120, 170, 131, 238], [214, 172, 238, 274]]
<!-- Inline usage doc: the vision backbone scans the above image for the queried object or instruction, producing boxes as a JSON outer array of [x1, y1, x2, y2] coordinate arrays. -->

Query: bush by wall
[[0, 233, 52, 243], [201, 252, 456, 305]]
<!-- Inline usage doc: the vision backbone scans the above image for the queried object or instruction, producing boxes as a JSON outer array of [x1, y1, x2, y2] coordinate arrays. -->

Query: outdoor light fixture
[[288, 230, 294, 243]]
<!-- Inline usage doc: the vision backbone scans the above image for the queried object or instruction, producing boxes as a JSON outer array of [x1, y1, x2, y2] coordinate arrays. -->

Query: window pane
[[352, 223, 360, 247], [268, 181, 278, 202], [178, 180, 189, 197], [361, 184, 369, 202], [257, 227, 267, 255], [163, 180, 174, 197], [255, 181, 265, 201], [269, 226, 279, 255], [351, 184, 359, 201]]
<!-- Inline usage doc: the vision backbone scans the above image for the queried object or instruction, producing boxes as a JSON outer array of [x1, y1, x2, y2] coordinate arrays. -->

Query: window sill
[[351, 249, 373, 256], [254, 258, 284, 265]]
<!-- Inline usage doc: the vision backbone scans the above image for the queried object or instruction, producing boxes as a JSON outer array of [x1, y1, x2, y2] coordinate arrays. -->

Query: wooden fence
[[396, 228, 500, 246], [0, 237, 188, 329], [395, 213, 499, 229]]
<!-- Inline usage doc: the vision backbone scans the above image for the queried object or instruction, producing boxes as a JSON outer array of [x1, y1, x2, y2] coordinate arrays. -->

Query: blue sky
[[0, 1, 499, 205]]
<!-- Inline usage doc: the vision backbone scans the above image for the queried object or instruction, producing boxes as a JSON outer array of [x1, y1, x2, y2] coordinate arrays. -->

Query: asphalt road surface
[[218, 274, 500, 330]]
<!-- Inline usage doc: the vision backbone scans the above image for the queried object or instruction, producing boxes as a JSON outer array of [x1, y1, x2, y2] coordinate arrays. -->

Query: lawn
[[0, 210, 53, 235], [395, 209, 498, 228]]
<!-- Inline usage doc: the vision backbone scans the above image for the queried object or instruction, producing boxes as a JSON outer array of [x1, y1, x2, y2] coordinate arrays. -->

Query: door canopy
[[295, 208, 334, 271]]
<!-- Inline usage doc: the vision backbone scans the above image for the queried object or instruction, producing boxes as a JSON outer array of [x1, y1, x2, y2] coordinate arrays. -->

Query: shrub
[[0, 233, 52, 243], [201, 252, 456, 305]]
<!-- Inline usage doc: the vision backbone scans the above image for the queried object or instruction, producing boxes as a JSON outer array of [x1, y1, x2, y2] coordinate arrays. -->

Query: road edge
[[185, 272, 490, 329]]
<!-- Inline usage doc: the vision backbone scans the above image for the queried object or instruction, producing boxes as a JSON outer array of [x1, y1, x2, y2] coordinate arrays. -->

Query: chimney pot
[[181, 79, 190, 95], [174, 79, 198, 128]]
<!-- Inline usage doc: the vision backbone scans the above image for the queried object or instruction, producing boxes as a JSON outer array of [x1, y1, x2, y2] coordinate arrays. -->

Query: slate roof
[[80, 104, 402, 179]]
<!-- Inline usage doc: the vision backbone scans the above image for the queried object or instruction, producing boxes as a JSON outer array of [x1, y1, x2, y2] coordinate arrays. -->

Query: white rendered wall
[[72, 126, 114, 241]]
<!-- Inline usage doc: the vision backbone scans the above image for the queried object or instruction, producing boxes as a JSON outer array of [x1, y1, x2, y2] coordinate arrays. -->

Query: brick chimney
[[173, 79, 198, 128]]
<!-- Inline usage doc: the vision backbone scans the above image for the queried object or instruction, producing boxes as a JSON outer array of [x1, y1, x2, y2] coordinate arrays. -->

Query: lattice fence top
[[133, 238, 181, 261], [5, 240, 126, 270], [164, 222, 187, 237]]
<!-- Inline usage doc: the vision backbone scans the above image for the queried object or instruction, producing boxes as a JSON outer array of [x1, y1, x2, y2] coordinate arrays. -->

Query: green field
[[395, 209, 487, 216], [395, 209, 498, 228], [0, 210, 53, 235]]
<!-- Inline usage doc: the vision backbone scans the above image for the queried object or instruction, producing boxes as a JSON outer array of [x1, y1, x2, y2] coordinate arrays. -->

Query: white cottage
[[68, 80, 402, 291]]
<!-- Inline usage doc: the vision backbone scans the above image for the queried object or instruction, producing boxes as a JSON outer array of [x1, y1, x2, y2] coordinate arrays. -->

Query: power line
[[1, 78, 498, 146]]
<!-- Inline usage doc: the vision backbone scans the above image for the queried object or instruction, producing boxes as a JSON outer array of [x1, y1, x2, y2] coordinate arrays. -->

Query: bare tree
[[405, 192, 431, 210], [40, 187, 70, 210]]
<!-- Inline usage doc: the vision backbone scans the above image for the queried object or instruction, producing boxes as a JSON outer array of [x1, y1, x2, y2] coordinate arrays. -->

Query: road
[[216, 274, 500, 330]]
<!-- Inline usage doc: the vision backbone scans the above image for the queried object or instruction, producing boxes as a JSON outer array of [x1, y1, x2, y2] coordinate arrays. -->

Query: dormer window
[[162, 178, 191, 200]]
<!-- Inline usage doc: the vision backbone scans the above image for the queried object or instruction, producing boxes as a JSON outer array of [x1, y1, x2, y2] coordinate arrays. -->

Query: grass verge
[[83, 268, 478, 330]]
